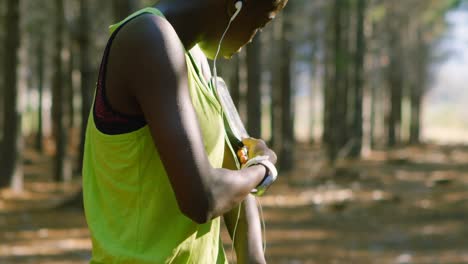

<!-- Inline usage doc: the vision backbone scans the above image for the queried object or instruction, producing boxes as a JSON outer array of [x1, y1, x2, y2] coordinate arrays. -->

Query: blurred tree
[[279, 3, 295, 171], [367, 0, 395, 148], [66, 41, 76, 130], [368, 51, 382, 149], [23, 0, 50, 153], [246, 35, 262, 138], [0, 0, 5, 138], [409, 28, 425, 144], [35, 24, 45, 152], [324, 0, 349, 162], [309, 62, 318, 145], [270, 16, 282, 150], [0, 0, 22, 189], [304, 0, 327, 145], [350, 0, 366, 157], [64, 1, 79, 131], [78, 0, 94, 170], [406, 0, 458, 144], [52, 0, 72, 182], [229, 54, 241, 109], [385, 5, 404, 147], [340, 0, 351, 149]]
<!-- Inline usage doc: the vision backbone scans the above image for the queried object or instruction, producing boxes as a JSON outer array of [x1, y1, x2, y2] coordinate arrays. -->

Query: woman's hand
[[241, 138, 277, 165]]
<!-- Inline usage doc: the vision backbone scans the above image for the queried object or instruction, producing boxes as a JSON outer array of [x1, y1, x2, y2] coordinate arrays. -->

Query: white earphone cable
[[258, 198, 266, 253], [212, 3, 241, 88], [210, 1, 268, 261], [230, 199, 268, 262]]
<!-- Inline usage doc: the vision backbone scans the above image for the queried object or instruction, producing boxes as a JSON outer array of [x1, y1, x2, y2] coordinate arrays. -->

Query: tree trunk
[[323, 2, 334, 161], [324, 0, 346, 162], [270, 17, 283, 151], [246, 35, 262, 138], [309, 63, 316, 144], [229, 54, 241, 109], [67, 41, 76, 129], [52, 0, 71, 182], [370, 64, 377, 149], [410, 28, 425, 145], [387, 74, 403, 147], [386, 18, 403, 147], [340, 0, 351, 150], [35, 29, 45, 152], [79, 0, 94, 171], [350, 0, 366, 157], [279, 7, 294, 172], [1, 0, 22, 189], [409, 83, 422, 144], [113, 0, 138, 21], [0, 0, 4, 139]]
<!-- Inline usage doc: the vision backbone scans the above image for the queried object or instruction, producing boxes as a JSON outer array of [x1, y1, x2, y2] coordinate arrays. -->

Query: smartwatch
[[242, 156, 278, 196]]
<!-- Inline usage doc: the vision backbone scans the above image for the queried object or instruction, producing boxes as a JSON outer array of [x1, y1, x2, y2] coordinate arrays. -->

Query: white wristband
[[242, 156, 278, 196], [241, 155, 269, 169], [256, 160, 278, 180]]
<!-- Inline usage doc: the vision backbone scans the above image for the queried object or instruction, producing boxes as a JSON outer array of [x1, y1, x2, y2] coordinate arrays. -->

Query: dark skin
[[191, 47, 267, 263], [103, 0, 287, 263]]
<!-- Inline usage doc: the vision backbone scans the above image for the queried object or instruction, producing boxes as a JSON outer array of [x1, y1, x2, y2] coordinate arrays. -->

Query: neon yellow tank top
[[82, 8, 230, 264]]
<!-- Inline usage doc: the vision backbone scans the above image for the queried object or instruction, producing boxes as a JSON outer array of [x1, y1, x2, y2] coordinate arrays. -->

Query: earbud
[[231, 1, 243, 22], [235, 0, 243, 11]]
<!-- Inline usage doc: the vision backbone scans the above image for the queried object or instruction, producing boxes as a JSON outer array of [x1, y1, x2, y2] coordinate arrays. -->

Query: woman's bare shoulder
[[116, 13, 185, 69], [110, 13, 187, 94]]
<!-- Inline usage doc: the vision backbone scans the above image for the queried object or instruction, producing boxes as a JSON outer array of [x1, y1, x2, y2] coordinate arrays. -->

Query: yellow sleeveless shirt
[[83, 8, 232, 263]]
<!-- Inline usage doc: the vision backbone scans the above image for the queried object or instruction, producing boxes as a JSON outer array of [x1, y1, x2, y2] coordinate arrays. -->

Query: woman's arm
[[119, 14, 269, 224], [222, 142, 266, 264]]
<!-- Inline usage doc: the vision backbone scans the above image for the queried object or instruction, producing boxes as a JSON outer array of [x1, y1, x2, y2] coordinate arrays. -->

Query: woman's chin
[[223, 48, 243, 59], [223, 53, 234, 59]]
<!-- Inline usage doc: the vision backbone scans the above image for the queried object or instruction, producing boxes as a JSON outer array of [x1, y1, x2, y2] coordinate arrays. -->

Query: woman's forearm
[[224, 194, 265, 264], [206, 165, 266, 220]]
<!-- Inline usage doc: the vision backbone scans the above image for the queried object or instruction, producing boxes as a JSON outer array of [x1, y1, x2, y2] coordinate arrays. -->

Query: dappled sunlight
[[409, 221, 464, 237], [0, 238, 91, 258], [447, 147, 468, 163], [0, 209, 91, 263], [414, 252, 468, 264], [266, 228, 338, 243], [394, 170, 426, 181], [266, 244, 375, 262], [413, 199, 435, 210], [438, 191, 468, 204], [3, 143, 468, 263], [1, 228, 89, 242], [260, 189, 354, 208], [261, 208, 314, 224], [26, 181, 80, 194], [0, 182, 82, 212], [0, 150, 82, 213]]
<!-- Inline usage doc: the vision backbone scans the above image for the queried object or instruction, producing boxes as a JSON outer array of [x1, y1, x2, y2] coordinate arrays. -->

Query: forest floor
[[1, 143, 468, 264]]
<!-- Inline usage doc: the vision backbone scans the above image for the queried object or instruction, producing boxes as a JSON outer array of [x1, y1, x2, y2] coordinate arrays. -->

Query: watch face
[[244, 157, 277, 197], [252, 174, 275, 197]]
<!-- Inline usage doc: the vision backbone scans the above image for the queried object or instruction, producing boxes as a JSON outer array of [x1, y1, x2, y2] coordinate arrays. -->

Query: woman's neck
[[154, 1, 208, 50]]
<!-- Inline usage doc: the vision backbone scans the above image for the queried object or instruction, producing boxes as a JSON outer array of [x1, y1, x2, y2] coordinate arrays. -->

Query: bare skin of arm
[[189, 40, 271, 264], [107, 14, 272, 224], [222, 142, 266, 264]]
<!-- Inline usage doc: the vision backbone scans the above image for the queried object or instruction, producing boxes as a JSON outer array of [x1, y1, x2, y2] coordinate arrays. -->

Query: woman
[[82, 0, 288, 263]]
